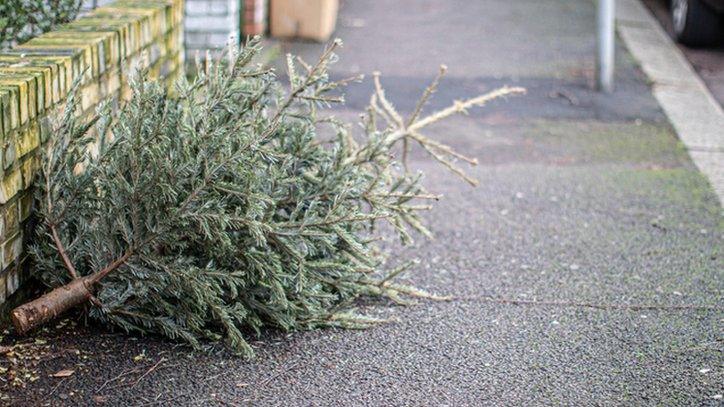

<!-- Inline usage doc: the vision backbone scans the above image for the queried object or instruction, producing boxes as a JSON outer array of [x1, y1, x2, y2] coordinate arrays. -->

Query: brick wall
[[185, 0, 270, 54], [81, 0, 117, 11], [185, 0, 240, 54], [87, 0, 252, 56], [243, 0, 267, 37], [0, 0, 185, 304]]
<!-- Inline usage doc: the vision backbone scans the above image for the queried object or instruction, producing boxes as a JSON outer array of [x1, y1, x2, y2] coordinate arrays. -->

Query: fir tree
[[12, 39, 524, 355]]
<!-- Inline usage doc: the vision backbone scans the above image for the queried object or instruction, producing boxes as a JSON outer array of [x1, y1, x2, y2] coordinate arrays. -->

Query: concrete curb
[[616, 0, 724, 204]]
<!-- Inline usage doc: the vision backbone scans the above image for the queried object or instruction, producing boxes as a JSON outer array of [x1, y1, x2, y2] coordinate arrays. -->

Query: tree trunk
[[11, 276, 95, 334]]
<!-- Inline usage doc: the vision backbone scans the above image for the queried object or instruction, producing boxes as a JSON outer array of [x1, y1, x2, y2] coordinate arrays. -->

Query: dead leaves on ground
[[50, 369, 75, 378]]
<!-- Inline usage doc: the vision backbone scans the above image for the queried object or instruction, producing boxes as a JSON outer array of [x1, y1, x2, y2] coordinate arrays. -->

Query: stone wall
[[0, 0, 185, 304]]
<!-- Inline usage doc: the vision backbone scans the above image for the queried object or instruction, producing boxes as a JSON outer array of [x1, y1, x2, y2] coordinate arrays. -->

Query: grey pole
[[597, 0, 615, 93]]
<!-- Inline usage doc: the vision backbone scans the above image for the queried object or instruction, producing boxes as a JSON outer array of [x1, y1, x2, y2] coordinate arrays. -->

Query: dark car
[[671, 0, 724, 45]]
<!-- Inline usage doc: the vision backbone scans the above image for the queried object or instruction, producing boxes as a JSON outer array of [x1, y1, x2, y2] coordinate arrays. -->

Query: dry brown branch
[[352, 71, 525, 184], [130, 358, 167, 388]]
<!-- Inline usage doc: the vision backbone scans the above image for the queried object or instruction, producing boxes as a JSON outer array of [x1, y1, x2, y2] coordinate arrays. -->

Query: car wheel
[[671, 0, 722, 46]]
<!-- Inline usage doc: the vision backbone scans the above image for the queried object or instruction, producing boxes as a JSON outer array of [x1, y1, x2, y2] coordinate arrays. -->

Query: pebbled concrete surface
[[2, 0, 722, 405]]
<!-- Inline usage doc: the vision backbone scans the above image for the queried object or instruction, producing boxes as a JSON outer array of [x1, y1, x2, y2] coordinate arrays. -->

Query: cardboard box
[[270, 0, 339, 42]]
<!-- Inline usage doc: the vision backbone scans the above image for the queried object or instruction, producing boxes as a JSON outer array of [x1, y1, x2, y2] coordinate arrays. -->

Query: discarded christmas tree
[[11, 39, 524, 355]]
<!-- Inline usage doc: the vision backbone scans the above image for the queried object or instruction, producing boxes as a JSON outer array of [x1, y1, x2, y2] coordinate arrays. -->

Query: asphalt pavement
[[2, 0, 722, 405]]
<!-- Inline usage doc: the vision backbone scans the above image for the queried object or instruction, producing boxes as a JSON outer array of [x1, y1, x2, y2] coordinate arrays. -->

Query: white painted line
[[616, 0, 724, 203]]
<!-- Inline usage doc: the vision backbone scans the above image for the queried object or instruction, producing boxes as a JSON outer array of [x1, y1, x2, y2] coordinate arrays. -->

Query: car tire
[[671, 0, 722, 46]]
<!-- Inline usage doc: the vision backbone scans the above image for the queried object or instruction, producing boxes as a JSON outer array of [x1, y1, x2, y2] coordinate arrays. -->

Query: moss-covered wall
[[0, 0, 185, 304]]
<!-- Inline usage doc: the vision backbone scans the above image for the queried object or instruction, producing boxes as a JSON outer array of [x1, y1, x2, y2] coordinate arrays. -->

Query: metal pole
[[597, 0, 615, 93]]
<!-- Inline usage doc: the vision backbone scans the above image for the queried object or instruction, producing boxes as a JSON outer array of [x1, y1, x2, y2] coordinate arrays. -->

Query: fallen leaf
[[51, 369, 74, 378]]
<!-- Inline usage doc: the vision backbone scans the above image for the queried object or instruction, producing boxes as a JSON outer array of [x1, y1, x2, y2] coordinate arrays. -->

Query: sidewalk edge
[[616, 0, 724, 205]]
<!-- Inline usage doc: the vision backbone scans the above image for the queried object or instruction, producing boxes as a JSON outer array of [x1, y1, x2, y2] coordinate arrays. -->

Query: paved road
[[641, 0, 724, 107], [2, 0, 722, 405]]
